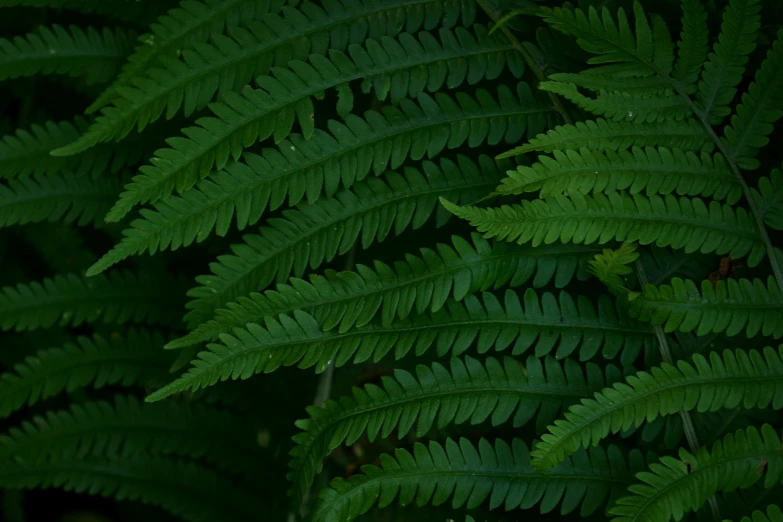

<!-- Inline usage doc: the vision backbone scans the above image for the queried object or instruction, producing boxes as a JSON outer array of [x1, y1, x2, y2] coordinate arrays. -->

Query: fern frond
[[125, 156, 500, 318], [148, 289, 652, 401], [609, 425, 783, 522], [176, 235, 598, 346], [0, 271, 186, 331], [87, 0, 289, 112], [753, 168, 783, 231], [58, 25, 523, 222], [696, 0, 761, 125], [441, 192, 766, 266], [0, 25, 135, 83], [86, 87, 549, 270], [0, 118, 166, 179], [672, 0, 708, 92], [497, 118, 712, 158], [57, 9, 494, 156], [0, 454, 261, 522], [0, 174, 121, 227], [530, 347, 783, 470], [629, 276, 783, 338], [313, 438, 639, 522], [0, 329, 171, 419], [588, 242, 639, 295], [723, 30, 783, 170], [1, 395, 263, 476], [540, 83, 691, 123], [288, 355, 621, 503], [539, 2, 674, 77], [496, 147, 740, 203]]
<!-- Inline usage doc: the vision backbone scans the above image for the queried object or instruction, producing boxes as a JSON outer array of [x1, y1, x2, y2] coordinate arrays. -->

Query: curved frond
[[88, 0, 289, 112], [540, 83, 691, 123], [723, 30, 783, 170], [609, 425, 783, 522], [629, 276, 783, 338], [531, 347, 783, 470], [58, 9, 492, 155], [0, 174, 121, 227], [696, 0, 761, 125], [313, 438, 639, 522], [148, 289, 652, 401], [0, 25, 135, 83], [58, 25, 524, 222], [0, 395, 263, 476], [138, 155, 500, 319], [0, 454, 261, 522], [497, 118, 712, 158], [288, 355, 621, 502], [0, 118, 168, 180], [0, 271, 187, 331], [0, 329, 171, 419], [86, 86, 550, 268], [496, 147, 740, 203], [176, 234, 597, 345], [441, 192, 766, 266], [672, 0, 708, 92], [539, 2, 674, 77]]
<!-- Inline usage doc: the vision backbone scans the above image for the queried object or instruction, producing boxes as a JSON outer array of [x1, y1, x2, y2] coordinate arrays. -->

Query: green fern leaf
[[0, 118, 170, 179], [313, 438, 640, 522], [496, 147, 740, 203], [85, 86, 550, 269], [539, 2, 674, 77], [531, 347, 783, 470], [0, 454, 262, 522], [176, 234, 597, 346], [609, 425, 783, 522], [0, 25, 135, 83], [723, 30, 783, 170], [288, 355, 622, 503], [441, 192, 766, 266], [148, 289, 651, 401], [629, 276, 783, 338], [132, 156, 500, 320], [672, 0, 708, 92], [0, 271, 187, 331], [588, 242, 639, 295], [0, 174, 121, 227], [0, 329, 171, 419], [696, 0, 761, 125], [497, 118, 712, 158], [57, 25, 524, 222], [0, 395, 265, 477], [87, 0, 289, 112], [540, 83, 691, 123], [55, 5, 488, 155]]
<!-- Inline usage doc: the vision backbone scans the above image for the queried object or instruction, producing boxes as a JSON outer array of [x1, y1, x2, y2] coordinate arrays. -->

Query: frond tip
[[531, 347, 783, 470]]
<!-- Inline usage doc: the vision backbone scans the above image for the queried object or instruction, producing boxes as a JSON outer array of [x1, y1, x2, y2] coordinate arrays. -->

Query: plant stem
[[635, 260, 722, 522], [477, 1, 574, 126]]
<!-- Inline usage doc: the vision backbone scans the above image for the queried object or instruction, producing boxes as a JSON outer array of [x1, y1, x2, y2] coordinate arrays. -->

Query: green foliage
[[0, 24, 136, 82], [2, 0, 783, 521]]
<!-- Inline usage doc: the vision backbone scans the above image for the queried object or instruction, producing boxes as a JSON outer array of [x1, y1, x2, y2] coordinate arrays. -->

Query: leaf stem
[[477, 1, 574, 126], [635, 259, 721, 522]]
